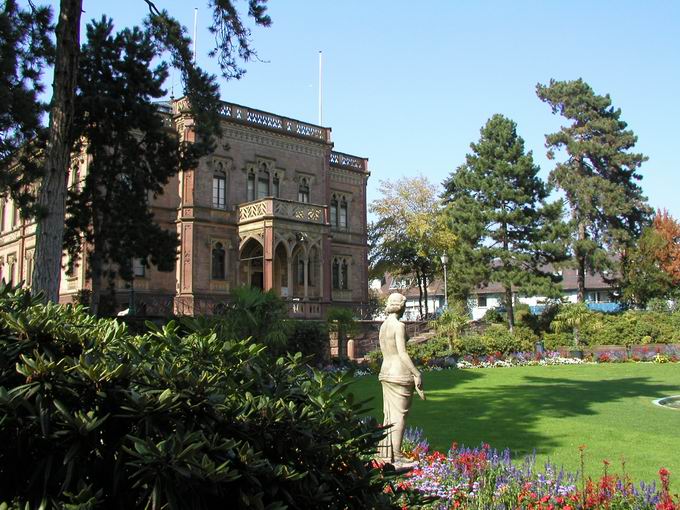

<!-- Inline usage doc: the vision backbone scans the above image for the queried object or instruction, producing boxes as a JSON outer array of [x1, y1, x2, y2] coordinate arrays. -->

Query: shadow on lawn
[[412, 372, 679, 459]]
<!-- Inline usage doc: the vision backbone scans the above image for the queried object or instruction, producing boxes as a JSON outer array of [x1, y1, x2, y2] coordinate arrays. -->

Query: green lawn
[[350, 363, 680, 485]]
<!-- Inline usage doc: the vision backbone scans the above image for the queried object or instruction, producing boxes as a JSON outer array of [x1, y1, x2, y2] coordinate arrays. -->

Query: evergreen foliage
[[536, 79, 652, 302], [620, 226, 672, 307], [63, 18, 188, 316], [0, 0, 53, 215], [443, 114, 568, 330], [32, 0, 271, 302], [210, 285, 291, 351], [0, 285, 401, 509]]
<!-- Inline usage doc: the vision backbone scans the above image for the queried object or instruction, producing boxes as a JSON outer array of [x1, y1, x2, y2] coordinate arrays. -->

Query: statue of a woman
[[378, 292, 424, 464]]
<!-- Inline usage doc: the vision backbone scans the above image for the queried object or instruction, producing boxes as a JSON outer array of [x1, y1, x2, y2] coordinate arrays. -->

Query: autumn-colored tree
[[369, 175, 456, 317], [652, 209, 680, 284]]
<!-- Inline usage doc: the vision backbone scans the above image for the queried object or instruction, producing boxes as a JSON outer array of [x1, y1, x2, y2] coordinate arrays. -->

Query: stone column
[[263, 226, 274, 291], [303, 256, 309, 299], [286, 256, 293, 297]]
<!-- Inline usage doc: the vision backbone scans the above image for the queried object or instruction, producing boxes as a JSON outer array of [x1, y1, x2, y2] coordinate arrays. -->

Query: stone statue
[[378, 292, 425, 465]]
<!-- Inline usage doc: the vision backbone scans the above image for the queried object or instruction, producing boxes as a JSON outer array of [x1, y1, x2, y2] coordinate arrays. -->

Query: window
[[298, 178, 310, 203], [7, 256, 16, 286], [297, 258, 305, 285], [332, 258, 349, 290], [25, 254, 33, 286], [257, 170, 269, 199], [339, 197, 348, 229], [247, 172, 255, 201], [272, 173, 280, 198], [330, 194, 348, 229], [477, 296, 487, 308], [212, 164, 227, 209], [332, 259, 340, 289], [330, 196, 338, 226], [211, 242, 226, 280], [133, 258, 146, 277]]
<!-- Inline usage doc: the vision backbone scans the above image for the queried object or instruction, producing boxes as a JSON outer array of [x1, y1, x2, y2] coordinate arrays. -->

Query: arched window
[[257, 169, 270, 199], [339, 197, 348, 229], [332, 259, 340, 289], [298, 178, 310, 203], [7, 256, 16, 286], [272, 172, 280, 197], [330, 195, 338, 227], [247, 171, 256, 201], [341, 259, 349, 290], [211, 242, 226, 280], [212, 163, 227, 209], [297, 258, 305, 285]]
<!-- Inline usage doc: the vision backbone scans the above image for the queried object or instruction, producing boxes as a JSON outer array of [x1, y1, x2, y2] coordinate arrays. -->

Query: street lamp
[[440, 254, 449, 310]]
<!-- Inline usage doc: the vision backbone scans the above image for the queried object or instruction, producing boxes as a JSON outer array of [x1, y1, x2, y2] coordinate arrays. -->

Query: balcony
[[238, 197, 327, 226]]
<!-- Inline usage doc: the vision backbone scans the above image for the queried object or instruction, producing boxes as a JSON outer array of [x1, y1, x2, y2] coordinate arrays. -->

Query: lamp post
[[440, 254, 449, 310]]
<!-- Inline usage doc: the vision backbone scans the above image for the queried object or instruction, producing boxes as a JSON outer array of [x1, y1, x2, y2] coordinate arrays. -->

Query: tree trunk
[[423, 273, 429, 316], [415, 268, 423, 318], [89, 248, 102, 316], [576, 221, 586, 303], [31, 0, 82, 303], [505, 285, 515, 333]]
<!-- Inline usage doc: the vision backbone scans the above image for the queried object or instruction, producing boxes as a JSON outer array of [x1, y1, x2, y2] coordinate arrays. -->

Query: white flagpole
[[193, 8, 198, 64], [318, 50, 323, 125]]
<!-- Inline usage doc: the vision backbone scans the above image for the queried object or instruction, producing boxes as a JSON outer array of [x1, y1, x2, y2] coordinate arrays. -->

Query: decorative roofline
[[329, 150, 369, 173], [172, 97, 332, 144]]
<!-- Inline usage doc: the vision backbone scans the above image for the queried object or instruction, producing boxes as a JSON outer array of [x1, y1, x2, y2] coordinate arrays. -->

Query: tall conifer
[[64, 18, 189, 315], [443, 114, 567, 330], [537, 79, 652, 302]]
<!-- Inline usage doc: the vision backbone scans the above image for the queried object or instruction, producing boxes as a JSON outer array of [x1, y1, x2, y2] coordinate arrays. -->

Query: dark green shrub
[[542, 332, 573, 350], [0, 286, 399, 509], [460, 333, 488, 357], [481, 307, 504, 324], [366, 348, 383, 373], [519, 303, 561, 335], [647, 297, 673, 314], [479, 325, 534, 356], [213, 285, 291, 349], [513, 303, 532, 325], [285, 319, 328, 362], [408, 336, 460, 363]]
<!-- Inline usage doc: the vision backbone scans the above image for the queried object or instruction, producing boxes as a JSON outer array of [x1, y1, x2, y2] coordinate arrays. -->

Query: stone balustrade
[[238, 197, 327, 225], [173, 97, 331, 143], [288, 300, 322, 319], [329, 151, 368, 173]]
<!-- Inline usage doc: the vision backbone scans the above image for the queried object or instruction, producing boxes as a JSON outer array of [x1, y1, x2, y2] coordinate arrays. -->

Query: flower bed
[[398, 429, 679, 509], [359, 347, 680, 376]]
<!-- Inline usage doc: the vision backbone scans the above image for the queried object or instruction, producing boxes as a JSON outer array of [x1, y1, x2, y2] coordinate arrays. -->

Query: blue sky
[[45, 1, 680, 217]]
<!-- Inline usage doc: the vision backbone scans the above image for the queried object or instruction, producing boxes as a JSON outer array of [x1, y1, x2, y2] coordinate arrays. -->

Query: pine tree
[[32, 0, 271, 303], [443, 114, 567, 331], [536, 79, 652, 302], [0, 0, 53, 213], [63, 18, 190, 315]]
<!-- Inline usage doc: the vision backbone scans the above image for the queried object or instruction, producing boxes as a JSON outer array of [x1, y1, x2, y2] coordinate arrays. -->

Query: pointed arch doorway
[[239, 238, 264, 290]]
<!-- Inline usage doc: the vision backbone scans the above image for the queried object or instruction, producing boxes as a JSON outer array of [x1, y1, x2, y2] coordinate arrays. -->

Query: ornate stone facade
[[0, 98, 370, 318]]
